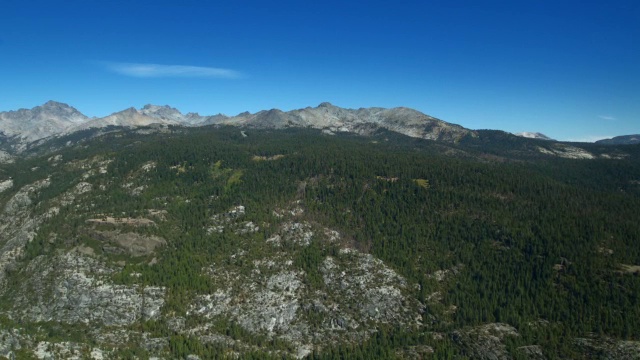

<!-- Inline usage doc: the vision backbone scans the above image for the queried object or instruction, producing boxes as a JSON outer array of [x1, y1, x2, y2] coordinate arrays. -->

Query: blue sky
[[1, 0, 638, 141]]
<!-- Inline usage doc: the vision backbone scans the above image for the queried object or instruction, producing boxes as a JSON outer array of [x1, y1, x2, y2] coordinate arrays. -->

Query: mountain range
[[0, 101, 471, 145], [2, 101, 637, 150]]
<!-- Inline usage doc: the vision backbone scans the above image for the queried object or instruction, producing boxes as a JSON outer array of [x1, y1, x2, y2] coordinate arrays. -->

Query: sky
[[0, 0, 638, 141]]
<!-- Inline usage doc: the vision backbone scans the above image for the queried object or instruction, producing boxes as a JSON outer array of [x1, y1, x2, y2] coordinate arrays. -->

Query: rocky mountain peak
[[42, 100, 71, 108], [37, 101, 85, 119], [0, 101, 89, 142], [142, 104, 166, 110], [26, 100, 74, 115], [119, 107, 139, 115], [141, 104, 179, 116], [140, 104, 207, 125], [141, 104, 179, 112], [41, 100, 66, 108]]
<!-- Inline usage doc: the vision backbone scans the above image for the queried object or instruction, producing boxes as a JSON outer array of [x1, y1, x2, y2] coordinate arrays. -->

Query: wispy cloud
[[103, 62, 242, 79], [598, 115, 616, 121]]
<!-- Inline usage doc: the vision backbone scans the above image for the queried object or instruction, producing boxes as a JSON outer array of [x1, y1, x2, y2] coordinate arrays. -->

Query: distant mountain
[[5, 102, 636, 157], [139, 104, 207, 125], [206, 102, 475, 142], [1, 101, 475, 145], [0, 101, 88, 141], [596, 135, 640, 145], [69, 107, 182, 132], [515, 132, 554, 141]]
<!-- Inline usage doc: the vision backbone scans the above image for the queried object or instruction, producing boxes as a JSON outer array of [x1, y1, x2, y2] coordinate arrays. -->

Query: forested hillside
[[0, 125, 639, 359]]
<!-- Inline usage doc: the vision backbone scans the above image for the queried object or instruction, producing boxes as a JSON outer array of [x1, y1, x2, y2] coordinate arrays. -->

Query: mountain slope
[[0, 126, 639, 358]]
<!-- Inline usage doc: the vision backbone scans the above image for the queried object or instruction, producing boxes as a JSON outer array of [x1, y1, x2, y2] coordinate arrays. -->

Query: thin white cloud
[[104, 62, 242, 79], [598, 115, 616, 121]]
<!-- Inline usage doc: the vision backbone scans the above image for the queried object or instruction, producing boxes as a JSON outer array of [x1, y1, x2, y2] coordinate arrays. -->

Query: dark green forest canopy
[[2, 126, 640, 358]]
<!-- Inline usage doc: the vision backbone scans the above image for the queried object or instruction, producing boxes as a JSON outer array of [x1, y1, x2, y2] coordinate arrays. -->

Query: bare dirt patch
[[91, 230, 166, 257]]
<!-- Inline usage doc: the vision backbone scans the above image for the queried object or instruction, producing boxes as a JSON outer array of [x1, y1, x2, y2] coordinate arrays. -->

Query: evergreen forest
[[1, 125, 639, 359]]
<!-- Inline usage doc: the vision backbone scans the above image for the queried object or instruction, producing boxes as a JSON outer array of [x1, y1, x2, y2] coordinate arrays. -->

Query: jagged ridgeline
[[1, 126, 640, 359]]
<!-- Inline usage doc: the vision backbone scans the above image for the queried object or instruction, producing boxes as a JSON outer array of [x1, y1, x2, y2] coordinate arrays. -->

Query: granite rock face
[[453, 323, 521, 360], [0, 178, 52, 290], [190, 215, 424, 356], [11, 251, 164, 326]]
